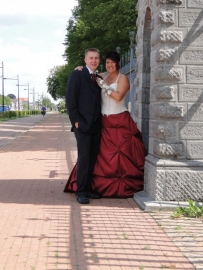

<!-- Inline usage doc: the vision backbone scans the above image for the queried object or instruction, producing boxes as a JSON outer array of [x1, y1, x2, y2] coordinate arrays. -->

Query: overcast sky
[[0, 0, 77, 103]]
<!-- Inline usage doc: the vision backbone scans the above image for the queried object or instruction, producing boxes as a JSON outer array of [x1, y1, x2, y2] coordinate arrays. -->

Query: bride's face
[[106, 59, 117, 73]]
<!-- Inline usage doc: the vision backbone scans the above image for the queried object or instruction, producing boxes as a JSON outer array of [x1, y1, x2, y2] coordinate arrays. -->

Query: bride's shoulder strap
[[115, 73, 121, 83]]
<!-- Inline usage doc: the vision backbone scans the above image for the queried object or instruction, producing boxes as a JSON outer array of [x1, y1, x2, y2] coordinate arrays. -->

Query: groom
[[66, 48, 102, 204]]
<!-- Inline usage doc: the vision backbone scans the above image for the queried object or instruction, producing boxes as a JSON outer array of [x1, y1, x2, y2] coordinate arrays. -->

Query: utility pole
[[0, 62, 5, 111], [30, 88, 37, 110], [33, 87, 35, 110]]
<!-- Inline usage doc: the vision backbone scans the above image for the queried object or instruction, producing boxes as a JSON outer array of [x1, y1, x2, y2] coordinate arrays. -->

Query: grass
[[172, 199, 203, 218], [143, 245, 151, 249], [174, 225, 182, 230], [123, 233, 128, 239], [46, 241, 51, 247], [55, 251, 59, 258]]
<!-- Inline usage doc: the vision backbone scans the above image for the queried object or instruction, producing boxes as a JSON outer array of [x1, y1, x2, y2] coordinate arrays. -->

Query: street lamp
[[22, 83, 30, 110], [4, 75, 20, 110], [0, 61, 5, 111], [0, 62, 4, 110], [30, 88, 38, 110]]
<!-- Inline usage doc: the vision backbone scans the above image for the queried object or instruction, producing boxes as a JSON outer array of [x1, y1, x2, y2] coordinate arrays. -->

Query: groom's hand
[[75, 122, 79, 128]]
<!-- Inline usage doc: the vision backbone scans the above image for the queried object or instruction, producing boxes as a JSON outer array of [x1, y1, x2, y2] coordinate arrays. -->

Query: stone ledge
[[133, 190, 203, 211]]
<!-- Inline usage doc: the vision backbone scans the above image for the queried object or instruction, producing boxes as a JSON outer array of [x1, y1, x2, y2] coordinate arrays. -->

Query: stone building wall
[[135, 0, 203, 201]]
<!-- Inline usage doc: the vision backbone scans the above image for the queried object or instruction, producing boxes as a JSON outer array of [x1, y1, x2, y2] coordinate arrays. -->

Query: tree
[[0, 95, 11, 106], [46, 65, 69, 101], [47, 0, 138, 100], [64, 0, 137, 67], [38, 94, 55, 110]]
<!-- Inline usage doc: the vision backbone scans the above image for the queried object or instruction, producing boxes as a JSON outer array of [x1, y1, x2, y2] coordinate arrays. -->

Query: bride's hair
[[105, 51, 120, 70]]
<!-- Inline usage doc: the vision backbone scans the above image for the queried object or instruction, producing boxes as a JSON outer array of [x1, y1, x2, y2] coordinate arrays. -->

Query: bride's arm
[[74, 66, 104, 78], [108, 75, 130, 102]]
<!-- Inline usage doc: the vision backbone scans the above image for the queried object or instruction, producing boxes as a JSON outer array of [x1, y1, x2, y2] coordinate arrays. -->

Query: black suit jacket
[[66, 67, 101, 132]]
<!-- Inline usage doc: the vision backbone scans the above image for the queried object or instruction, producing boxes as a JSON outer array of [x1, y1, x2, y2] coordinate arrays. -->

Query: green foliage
[[47, 0, 138, 100], [46, 65, 69, 100], [172, 200, 203, 218], [64, 0, 137, 66], [0, 110, 41, 120], [38, 94, 55, 110], [58, 100, 66, 113], [0, 94, 11, 105]]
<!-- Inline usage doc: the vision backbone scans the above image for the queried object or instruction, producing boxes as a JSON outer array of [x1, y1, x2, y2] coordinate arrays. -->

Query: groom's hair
[[85, 48, 100, 56], [105, 51, 120, 70]]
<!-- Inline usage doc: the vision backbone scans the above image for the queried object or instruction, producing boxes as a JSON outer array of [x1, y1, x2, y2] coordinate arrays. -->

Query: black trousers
[[73, 120, 101, 196]]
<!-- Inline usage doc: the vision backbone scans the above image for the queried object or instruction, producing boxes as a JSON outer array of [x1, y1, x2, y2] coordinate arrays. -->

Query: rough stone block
[[144, 156, 203, 201], [152, 84, 177, 100], [179, 122, 203, 139], [152, 103, 186, 120], [179, 85, 203, 102], [187, 103, 203, 121], [179, 9, 203, 26], [165, 170, 203, 200], [187, 66, 203, 83], [180, 48, 203, 64], [153, 141, 183, 157], [150, 121, 178, 139], [157, 0, 184, 5], [157, 47, 178, 62], [159, 10, 176, 25], [187, 141, 203, 158], [155, 66, 184, 82], [187, 28, 203, 47], [188, 0, 203, 8]]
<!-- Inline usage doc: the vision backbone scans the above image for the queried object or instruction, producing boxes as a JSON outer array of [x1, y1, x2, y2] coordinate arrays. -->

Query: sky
[[0, 0, 77, 104]]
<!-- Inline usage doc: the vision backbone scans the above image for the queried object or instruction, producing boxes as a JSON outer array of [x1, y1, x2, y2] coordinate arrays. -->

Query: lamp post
[[22, 83, 30, 110], [30, 88, 38, 110], [4, 75, 20, 111], [0, 61, 5, 111]]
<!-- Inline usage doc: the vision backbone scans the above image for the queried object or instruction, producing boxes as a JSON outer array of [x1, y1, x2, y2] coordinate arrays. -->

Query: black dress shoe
[[87, 192, 100, 199], [77, 196, 89, 204]]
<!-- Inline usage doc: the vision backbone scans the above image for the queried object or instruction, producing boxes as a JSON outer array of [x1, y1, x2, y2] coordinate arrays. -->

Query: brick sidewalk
[[0, 113, 195, 270]]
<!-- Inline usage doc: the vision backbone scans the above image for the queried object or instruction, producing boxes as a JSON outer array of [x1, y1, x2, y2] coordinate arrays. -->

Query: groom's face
[[84, 51, 100, 72]]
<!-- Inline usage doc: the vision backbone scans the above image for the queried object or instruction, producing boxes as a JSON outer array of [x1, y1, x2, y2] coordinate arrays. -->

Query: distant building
[[7, 94, 28, 111]]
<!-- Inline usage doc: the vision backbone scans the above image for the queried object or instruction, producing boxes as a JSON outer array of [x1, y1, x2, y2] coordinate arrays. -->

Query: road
[[0, 113, 52, 149]]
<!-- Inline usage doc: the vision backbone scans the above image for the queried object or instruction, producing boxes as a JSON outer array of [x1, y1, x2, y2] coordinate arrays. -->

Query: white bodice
[[101, 82, 128, 116]]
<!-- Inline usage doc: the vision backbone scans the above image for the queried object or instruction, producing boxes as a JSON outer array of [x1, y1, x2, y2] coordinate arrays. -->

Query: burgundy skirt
[[64, 111, 146, 198]]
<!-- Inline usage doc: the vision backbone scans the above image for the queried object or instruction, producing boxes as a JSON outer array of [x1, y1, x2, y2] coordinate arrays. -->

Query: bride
[[64, 51, 146, 198]]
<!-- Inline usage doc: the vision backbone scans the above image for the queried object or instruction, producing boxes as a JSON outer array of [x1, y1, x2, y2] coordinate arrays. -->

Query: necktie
[[90, 73, 96, 81]]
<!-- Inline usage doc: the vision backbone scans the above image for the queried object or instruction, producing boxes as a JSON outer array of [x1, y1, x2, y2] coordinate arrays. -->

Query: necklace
[[108, 73, 119, 83]]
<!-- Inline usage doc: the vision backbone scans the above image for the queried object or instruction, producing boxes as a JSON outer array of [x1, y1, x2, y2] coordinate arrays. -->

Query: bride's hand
[[74, 66, 83, 70]]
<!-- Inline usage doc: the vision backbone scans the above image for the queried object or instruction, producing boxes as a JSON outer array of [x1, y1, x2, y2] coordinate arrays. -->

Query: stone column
[[134, 0, 203, 207]]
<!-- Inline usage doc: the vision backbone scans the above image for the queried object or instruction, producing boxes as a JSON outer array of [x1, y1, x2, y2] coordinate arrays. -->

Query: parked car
[[0, 105, 10, 112]]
